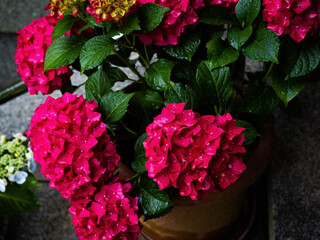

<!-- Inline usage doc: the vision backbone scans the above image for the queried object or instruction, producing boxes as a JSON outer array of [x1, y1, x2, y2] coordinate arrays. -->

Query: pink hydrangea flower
[[87, 0, 136, 23], [27, 93, 120, 199], [263, 0, 320, 42], [14, 15, 73, 95], [69, 177, 140, 240], [137, 0, 205, 46], [143, 103, 246, 200], [205, 0, 239, 12]]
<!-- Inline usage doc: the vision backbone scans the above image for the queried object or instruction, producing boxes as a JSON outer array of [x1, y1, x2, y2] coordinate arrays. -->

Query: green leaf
[[52, 14, 78, 40], [0, 183, 40, 216], [196, 62, 233, 109], [85, 67, 111, 102], [22, 173, 41, 189], [138, 175, 173, 220], [283, 39, 320, 79], [206, 39, 239, 69], [164, 31, 201, 61], [104, 65, 128, 82], [271, 68, 306, 106], [200, 5, 236, 25], [145, 59, 175, 91], [131, 90, 164, 122], [80, 36, 116, 73], [242, 28, 279, 63], [138, 3, 170, 32], [243, 81, 280, 113], [119, 14, 141, 35], [132, 90, 164, 112], [44, 36, 86, 71], [164, 83, 197, 110], [235, 0, 261, 26], [236, 120, 260, 145], [228, 25, 253, 50], [100, 91, 134, 122], [132, 133, 149, 174]]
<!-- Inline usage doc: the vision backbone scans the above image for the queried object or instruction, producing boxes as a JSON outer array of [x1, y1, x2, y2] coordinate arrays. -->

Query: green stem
[[130, 173, 140, 181], [226, 90, 237, 113], [214, 105, 219, 115], [113, 51, 144, 82], [144, 44, 150, 64], [124, 35, 149, 67], [106, 122, 116, 136], [262, 62, 275, 83], [120, 120, 138, 135]]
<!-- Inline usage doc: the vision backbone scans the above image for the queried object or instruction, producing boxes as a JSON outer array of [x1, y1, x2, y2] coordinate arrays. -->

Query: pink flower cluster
[[143, 103, 246, 200], [14, 15, 73, 95], [206, 0, 239, 12], [263, 0, 320, 42], [70, 177, 140, 240], [137, 0, 205, 46], [27, 93, 118, 198], [28, 93, 140, 239]]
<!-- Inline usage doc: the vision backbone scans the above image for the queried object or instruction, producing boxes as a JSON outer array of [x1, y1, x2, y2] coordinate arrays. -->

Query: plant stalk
[[262, 62, 275, 83]]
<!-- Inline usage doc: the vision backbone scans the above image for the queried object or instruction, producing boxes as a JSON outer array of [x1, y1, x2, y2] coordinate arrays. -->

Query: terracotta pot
[[137, 120, 275, 240]]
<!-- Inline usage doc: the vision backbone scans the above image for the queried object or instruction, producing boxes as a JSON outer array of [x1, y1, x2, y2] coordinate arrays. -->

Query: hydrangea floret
[[137, 0, 205, 46], [14, 14, 73, 95], [46, 0, 86, 20], [70, 177, 140, 240], [0, 135, 31, 180], [143, 103, 246, 200], [87, 0, 136, 23], [263, 0, 320, 42], [27, 93, 120, 199]]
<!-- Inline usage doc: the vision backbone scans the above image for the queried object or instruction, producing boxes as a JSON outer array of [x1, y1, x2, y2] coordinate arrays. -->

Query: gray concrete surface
[[271, 82, 320, 240], [5, 183, 76, 240], [0, 34, 19, 89], [0, 0, 47, 33]]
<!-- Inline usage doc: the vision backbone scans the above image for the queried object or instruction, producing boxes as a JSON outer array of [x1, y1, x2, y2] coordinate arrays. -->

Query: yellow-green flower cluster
[[45, 0, 86, 20], [87, 0, 136, 23], [0, 135, 28, 179]]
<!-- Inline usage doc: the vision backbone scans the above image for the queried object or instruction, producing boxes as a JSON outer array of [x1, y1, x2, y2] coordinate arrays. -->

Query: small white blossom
[[13, 133, 27, 141], [0, 179, 7, 192], [27, 158, 36, 172], [8, 166, 15, 174]]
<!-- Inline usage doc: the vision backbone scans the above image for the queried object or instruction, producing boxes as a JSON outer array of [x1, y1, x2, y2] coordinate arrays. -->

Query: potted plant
[[12, 0, 319, 239]]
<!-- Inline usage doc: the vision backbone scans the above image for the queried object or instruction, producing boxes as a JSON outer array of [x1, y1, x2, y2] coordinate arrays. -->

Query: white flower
[[8, 171, 28, 185], [27, 158, 36, 172], [26, 147, 33, 160], [13, 133, 27, 141], [8, 166, 15, 174], [0, 179, 7, 192]]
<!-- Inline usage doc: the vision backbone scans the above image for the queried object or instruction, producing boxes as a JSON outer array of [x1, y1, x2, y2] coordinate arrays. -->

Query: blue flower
[[8, 171, 28, 185]]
